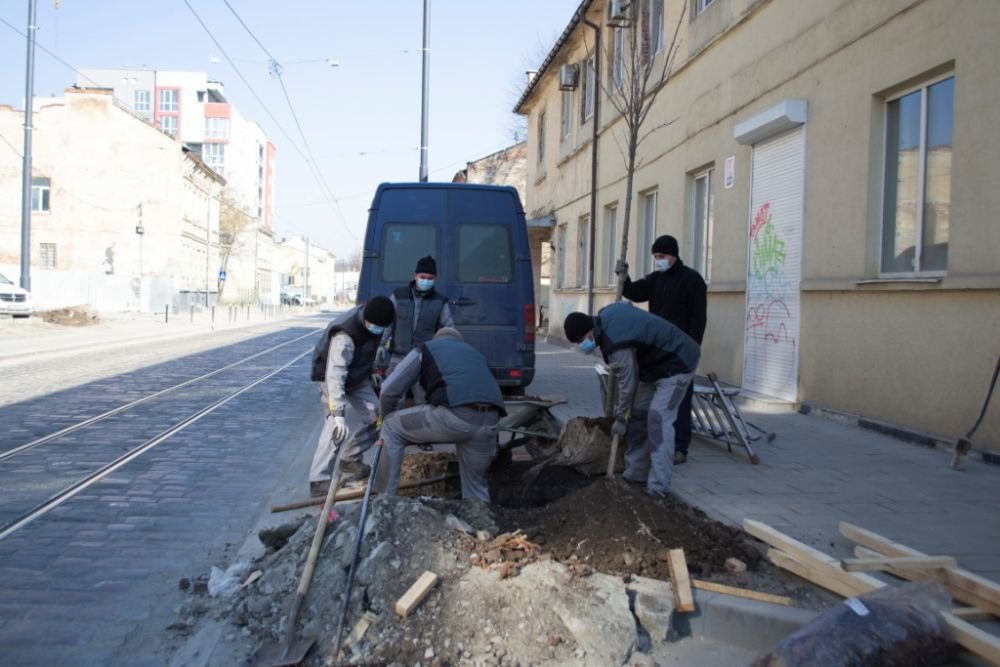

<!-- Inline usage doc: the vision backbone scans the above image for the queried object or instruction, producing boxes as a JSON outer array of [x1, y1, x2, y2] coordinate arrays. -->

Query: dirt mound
[[39, 305, 99, 326]]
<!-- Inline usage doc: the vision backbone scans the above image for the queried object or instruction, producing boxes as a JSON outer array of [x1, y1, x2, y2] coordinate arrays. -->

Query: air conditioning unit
[[559, 63, 579, 91], [607, 0, 631, 25]]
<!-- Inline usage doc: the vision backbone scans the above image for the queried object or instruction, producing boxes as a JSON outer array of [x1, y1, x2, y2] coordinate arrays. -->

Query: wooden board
[[394, 571, 439, 618], [941, 612, 1000, 667], [666, 549, 696, 613], [691, 579, 794, 606], [951, 607, 995, 621], [841, 555, 957, 572], [840, 522, 1000, 617], [767, 549, 875, 598]]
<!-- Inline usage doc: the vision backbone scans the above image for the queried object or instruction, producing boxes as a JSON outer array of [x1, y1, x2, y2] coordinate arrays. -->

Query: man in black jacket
[[616, 234, 706, 464]]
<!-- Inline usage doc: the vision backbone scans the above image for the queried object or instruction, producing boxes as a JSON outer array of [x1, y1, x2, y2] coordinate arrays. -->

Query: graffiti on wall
[[745, 202, 796, 387]]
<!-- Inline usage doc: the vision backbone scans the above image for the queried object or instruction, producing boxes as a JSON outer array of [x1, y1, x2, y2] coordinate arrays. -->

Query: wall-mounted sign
[[725, 155, 735, 189]]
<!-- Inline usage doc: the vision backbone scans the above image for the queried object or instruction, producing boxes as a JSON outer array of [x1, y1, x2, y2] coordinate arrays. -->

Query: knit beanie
[[651, 235, 679, 256], [415, 255, 438, 275], [433, 327, 463, 341], [563, 312, 594, 343], [362, 296, 395, 327]]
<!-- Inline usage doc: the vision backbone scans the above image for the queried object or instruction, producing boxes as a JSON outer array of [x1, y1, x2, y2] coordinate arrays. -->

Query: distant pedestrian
[[378, 255, 454, 403], [376, 327, 506, 502], [564, 302, 700, 497], [616, 234, 707, 464], [308, 297, 395, 497]]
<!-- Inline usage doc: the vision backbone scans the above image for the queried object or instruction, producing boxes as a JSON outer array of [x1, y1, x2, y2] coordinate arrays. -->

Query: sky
[[0, 0, 581, 261]]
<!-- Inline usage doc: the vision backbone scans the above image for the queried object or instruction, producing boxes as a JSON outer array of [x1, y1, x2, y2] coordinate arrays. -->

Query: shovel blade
[[249, 635, 317, 667]]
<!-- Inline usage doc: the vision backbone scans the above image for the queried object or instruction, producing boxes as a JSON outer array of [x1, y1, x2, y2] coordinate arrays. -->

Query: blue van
[[357, 182, 535, 393]]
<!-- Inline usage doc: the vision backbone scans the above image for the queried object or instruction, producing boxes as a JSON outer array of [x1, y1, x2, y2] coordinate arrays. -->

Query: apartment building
[[515, 0, 1000, 450]]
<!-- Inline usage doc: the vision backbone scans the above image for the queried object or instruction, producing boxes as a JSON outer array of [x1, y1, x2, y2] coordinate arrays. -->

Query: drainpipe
[[583, 15, 601, 316]]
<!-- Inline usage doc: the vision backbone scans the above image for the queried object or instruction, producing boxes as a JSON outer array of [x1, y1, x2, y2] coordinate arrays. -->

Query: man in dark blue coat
[[564, 302, 700, 496]]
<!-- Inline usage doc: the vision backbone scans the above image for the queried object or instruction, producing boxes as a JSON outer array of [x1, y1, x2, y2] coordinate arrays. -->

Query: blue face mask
[[416, 278, 435, 292], [578, 337, 597, 354], [366, 323, 385, 336], [653, 258, 672, 272]]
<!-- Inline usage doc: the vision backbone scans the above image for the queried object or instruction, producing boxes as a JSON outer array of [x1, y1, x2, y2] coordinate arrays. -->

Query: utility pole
[[135, 203, 144, 276], [19, 0, 38, 291], [418, 0, 430, 182], [304, 236, 310, 302], [205, 195, 211, 307]]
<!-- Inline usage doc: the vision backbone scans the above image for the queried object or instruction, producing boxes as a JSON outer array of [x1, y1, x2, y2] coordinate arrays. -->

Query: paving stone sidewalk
[[531, 340, 1000, 581]]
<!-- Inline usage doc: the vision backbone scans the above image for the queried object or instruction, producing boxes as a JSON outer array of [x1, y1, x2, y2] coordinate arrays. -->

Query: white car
[[0, 272, 32, 318]]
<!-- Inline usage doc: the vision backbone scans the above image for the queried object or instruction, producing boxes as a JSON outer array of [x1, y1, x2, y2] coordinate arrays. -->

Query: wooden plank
[[951, 607, 995, 621], [941, 612, 1000, 667], [767, 549, 875, 598], [394, 571, 439, 618], [841, 555, 957, 572], [666, 549, 696, 613], [744, 519, 884, 593], [840, 522, 1000, 617], [691, 579, 794, 606]]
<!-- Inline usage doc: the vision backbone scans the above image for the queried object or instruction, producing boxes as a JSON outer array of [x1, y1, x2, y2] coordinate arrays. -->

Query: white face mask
[[653, 257, 672, 272]]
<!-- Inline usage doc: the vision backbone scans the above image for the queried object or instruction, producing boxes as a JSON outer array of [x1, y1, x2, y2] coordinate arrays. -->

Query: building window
[[158, 89, 179, 113], [561, 89, 573, 139], [692, 169, 714, 282], [205, 117, 229, 139], [31, 177, 50, 212], [577, 215, 591, 287], [646, 0, 664, 56], [204, 143, 226, 171], [556, 224, 567, 289], [640, 190, 658, 275], [133, 90, 151, 113], [581, 57, 596, 122], [881, 75, 954, 274], [159, 115, 178, 137], [605, 204, 619, 286], [40, 243, 57, 269], [611, 27, 625, 92], [696, 0, 716, 15], [537, 110, 546, 164]]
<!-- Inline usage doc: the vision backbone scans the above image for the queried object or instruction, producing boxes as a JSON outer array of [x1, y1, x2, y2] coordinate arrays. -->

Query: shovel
[[251, 434, 348, 666]]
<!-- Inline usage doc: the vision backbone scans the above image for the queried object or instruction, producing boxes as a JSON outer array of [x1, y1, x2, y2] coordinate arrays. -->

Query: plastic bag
[[207, 559, 250, 598], [751, 581, 958, 667]]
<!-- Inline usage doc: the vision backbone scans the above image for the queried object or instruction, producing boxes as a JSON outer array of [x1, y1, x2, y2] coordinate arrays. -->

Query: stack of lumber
[[743, 518, 1000, 666]]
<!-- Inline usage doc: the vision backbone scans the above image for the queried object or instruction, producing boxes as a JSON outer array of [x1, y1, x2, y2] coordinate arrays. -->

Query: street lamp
[[135, 203, 144, 276]]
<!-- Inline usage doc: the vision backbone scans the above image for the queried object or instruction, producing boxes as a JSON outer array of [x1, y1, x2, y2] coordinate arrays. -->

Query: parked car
[[0, 272, 32, 318], [357, 182, 535, 394]]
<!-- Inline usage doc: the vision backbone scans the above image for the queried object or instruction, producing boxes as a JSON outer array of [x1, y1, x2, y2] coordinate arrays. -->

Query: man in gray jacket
[[563, 302, 700, 497], [308, 296, 395, 497], [376, 327, 506, 502]]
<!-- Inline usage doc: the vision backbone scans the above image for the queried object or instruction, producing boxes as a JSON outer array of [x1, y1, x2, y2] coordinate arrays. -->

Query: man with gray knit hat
[[376, 327, 506, 502], [615, 234, 707, 464], [309, 296, 395, 497], [563, 302, 700, 497], [378, 255, 454, 389]]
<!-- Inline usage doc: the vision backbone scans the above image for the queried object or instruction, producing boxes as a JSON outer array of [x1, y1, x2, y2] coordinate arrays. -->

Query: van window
[[381, 224, 437, 282], [457, 224, 513, 283]]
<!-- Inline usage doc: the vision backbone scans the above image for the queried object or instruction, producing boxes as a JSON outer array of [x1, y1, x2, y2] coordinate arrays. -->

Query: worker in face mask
[[308, 296, 395, 497], [564, 303, 700, 497], [614, 234, 707, 465], [378, 256, 455, 405]]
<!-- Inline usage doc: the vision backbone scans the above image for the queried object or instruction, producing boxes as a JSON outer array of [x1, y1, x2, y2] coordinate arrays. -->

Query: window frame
[[639, 189, 658, 275], [39, 242, 57, 270], [611, 27, 626, 92], [646, 0, 664, 56], [379, 223, 438, 283], [695, 0, 716, 15], [204, 143, 226, 171], [158, 88, 179, 113], [30, 177, 51, 212], [604, 204, 619, 286], [556, 224, 567, 289], [879, 72, 954, 277], [581, 56, 596, 122], [205, 117, 229, 140], [159, 115, 178, 137], [692, 168, 714, 282], [133, 90, 151, 113], [576, 214, 591, 288], [537, 110, 546, 164], [561, 88, 574, 139]]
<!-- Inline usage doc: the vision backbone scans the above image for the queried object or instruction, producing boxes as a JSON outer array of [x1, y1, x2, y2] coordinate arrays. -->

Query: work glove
[[611, 416, 628, 438], [614, 259, 629, 277], [330, 415, 348, 445]]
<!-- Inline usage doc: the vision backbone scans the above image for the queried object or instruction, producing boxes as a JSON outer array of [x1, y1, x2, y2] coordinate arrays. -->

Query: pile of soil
[[166, 453, 822, 666], [39, 305, 99, 326]]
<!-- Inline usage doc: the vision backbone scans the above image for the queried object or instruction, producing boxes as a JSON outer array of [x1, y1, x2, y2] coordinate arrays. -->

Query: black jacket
[[622, 259, 707, 344]]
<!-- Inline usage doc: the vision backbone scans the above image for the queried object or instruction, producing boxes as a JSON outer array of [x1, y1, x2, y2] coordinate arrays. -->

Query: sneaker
[[673, 451, 688, 465]]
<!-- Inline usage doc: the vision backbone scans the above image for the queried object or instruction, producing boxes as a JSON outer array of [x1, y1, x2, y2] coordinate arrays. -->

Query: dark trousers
[[673, 382, 694, 454]]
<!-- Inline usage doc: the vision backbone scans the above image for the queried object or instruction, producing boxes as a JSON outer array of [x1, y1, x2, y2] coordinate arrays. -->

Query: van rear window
[[457, 225, 513, 283], [381, 224, 437, 283]]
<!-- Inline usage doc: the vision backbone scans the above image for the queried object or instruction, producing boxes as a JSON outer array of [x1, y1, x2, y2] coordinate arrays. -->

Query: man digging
[[563, 302, 700, 497]]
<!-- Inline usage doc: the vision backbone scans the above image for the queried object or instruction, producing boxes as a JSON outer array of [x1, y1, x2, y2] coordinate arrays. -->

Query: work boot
[[673, 451, 688, 465], [340, 458, 371, 483], [309, 480, 330, 498]]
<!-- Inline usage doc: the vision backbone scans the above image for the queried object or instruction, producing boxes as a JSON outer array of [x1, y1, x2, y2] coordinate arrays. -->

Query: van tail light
[[524, 304, 535, 344]]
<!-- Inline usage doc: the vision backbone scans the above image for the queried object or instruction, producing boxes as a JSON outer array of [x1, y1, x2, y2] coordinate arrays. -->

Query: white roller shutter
[[742, 128, 804, 401]]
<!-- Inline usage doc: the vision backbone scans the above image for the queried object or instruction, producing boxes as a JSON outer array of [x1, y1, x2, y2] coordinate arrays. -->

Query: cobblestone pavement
[[0, 320, 326, 666]]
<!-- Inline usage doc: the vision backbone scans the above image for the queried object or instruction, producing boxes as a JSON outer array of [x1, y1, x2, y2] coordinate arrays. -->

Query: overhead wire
[[217, 0, 355, 241], [0, 14, 103, 88]]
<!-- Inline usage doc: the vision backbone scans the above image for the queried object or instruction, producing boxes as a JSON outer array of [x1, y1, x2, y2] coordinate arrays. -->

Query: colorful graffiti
[[745, 201, 796, 393]]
